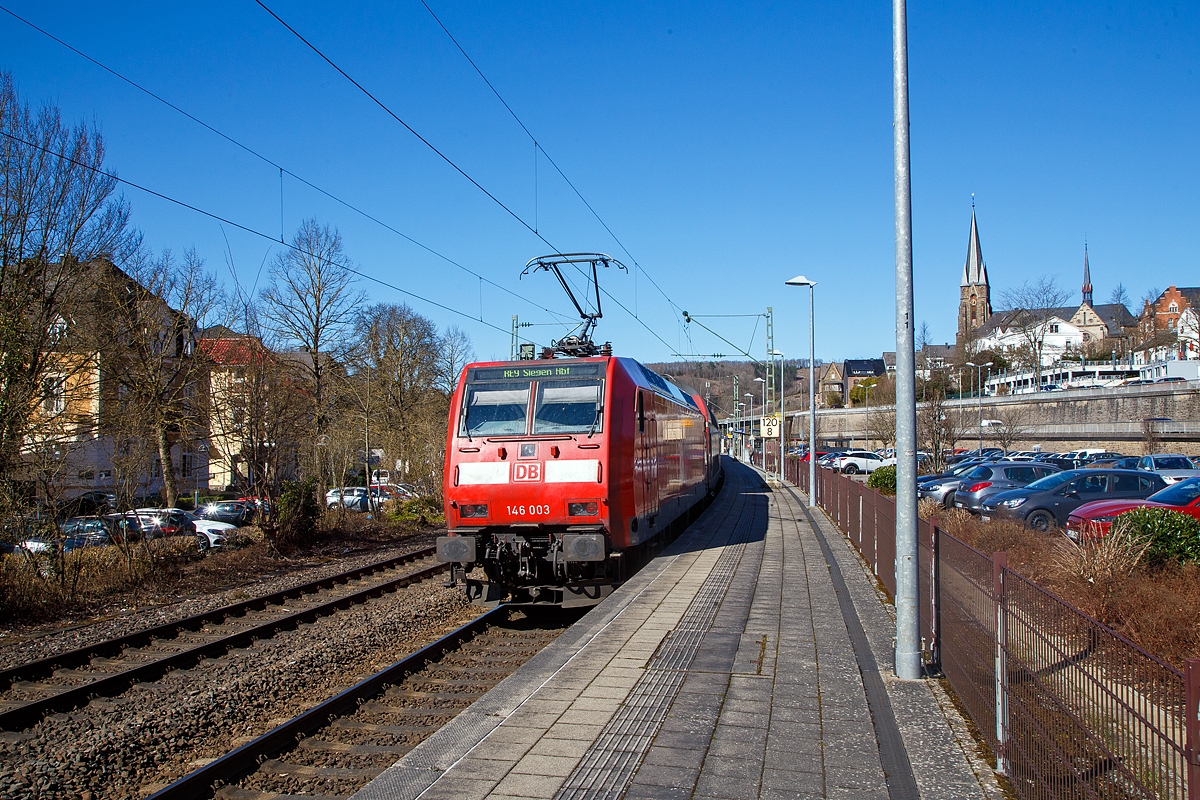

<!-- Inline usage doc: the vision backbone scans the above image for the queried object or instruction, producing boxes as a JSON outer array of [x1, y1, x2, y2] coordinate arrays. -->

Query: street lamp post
[[785, 276, 817, 497], [967, 361, 993, 453]]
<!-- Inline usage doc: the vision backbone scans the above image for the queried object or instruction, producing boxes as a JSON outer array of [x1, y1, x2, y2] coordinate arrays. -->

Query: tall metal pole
[[893, 0, 921, 681], [746, 392, 755, 463], [809, 288, 815, 496]]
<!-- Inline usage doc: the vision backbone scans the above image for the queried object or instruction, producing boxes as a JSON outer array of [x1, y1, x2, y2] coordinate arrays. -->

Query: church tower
[[1081, 243, 1093, 306], [957, 202, 992, 346]]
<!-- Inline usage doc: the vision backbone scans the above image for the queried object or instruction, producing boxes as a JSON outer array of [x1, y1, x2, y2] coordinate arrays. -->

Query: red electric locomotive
[[437, 354, 722, 607]]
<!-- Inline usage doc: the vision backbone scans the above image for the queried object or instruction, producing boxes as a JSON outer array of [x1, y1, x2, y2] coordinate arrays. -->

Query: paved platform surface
[[353, 460, 1001, 800]]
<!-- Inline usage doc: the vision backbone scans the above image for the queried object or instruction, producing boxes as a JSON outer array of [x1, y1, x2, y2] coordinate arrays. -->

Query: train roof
[[461, 356, 698, 411]]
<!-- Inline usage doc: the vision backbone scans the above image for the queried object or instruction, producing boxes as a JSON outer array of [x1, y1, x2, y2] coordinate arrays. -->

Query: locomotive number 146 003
[[507, 504, 551, 516]]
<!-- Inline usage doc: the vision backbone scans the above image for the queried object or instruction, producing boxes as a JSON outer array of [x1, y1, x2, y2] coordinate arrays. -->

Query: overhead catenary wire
[[417, 0, 688, 328], [0, 2, 573, 325], [255, 0, 679, 353], [0, 128, 548, 347]]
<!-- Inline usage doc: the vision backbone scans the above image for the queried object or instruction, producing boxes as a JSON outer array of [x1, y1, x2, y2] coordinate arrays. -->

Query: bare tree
[[0, 72, 141, 511], [999, 276, 1072, 387], [98, 250, 221, 507], [916, 321, 931, 374], [918, 392, 969, 472], [987, 404, 1033, 453], [441, 325, 476, 394], [348, 304, 460, 493], [203, 301, 309, 504], [868, 410, 897, 449], [259, 219, 365, 480], [1109, 283, 1131, 312]]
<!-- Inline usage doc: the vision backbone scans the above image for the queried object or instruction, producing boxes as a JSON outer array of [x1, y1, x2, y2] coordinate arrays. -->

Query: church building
[[956, 205, 991, 347]]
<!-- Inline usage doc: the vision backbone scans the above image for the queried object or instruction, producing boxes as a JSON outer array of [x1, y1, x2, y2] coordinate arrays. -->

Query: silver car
[[1137, 454, 1200, 485], [952, 462, 1061, 514], [917, 460, 993, 508]]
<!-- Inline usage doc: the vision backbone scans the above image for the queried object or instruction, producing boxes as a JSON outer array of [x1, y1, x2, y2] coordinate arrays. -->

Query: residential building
[[1137, 286, 1200, 363]]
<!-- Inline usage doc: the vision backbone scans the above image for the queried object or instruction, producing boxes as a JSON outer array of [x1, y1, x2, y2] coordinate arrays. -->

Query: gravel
[[0, 577, 479, 800]]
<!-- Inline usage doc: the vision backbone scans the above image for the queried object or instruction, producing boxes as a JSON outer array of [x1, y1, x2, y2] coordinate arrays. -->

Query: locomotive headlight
[[568, 501, 599, 516], [459, 504, 489, 518]]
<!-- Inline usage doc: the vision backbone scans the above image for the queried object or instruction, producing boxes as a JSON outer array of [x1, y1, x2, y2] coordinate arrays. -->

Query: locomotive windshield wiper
[[587, 401, 602, 438], [461, 399, 472, 442]]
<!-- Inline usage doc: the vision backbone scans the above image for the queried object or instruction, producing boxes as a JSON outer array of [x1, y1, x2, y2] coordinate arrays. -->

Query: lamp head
[[786, 275, 816, 287]]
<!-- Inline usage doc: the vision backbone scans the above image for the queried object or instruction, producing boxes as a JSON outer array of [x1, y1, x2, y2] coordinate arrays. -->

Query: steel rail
[[0, 551, 444, 731], [0, 545, 436, 691], [146, 606, 507, 800]]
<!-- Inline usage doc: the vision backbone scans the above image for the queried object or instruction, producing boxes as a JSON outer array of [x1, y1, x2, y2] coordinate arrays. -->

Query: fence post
[[993, 551, 1009, 776], [929, 517, 940, 671], [1188, 659, 1200, 800]]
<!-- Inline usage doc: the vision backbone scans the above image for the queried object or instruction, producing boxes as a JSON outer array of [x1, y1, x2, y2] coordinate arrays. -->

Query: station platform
[[353, 460, 1001, 800]]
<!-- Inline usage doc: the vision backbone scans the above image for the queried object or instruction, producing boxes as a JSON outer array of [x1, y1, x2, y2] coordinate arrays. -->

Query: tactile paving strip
[[552, 478, 760, 800]]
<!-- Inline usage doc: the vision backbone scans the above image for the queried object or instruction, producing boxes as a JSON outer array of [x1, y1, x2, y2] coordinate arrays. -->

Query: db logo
[[513, 462, 542, 482]]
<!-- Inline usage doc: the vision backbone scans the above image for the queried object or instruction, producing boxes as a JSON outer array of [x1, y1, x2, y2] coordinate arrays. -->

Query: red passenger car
[[438, 355, 722, 607]]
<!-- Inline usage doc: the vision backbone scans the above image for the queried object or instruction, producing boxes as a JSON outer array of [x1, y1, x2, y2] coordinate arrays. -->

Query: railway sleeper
[[216, 790, 344, 800], [297, 739, 414, 756], [257, 760, 382, 778]]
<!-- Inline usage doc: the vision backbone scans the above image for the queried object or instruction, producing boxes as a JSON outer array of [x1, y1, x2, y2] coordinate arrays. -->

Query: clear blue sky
[[4, 1, 1196, 365]]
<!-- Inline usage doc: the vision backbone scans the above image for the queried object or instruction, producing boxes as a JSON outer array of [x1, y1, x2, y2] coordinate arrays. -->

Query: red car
[[1066, 477, 1200, 539]]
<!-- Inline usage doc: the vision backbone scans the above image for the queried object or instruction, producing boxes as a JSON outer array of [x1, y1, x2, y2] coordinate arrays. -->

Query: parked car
[[1156, 376, 1187, 383], [917, 461, 998, 509], [325, 487, 372, 511], [980, 469, 1168, 531], [1066, 477, 1200, 539], [831, 450, 893, 474], [1085, 456, 1140, 470], [196, 500, 255, 526], [952, 462, 1061, 514], [134, 508, 198, 540], [57, 491, 118, 518], [1137, 454, 1200, 485], [947, 448, 1005, 466], [18, 512, 145, 556]]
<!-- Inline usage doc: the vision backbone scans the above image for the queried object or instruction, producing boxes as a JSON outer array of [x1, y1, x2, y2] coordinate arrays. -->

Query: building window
[[42, 376, 65, 415], [182, 450, 193, 479], [1169, 302, 1178, 312], [1050, 324, 1060, 334]]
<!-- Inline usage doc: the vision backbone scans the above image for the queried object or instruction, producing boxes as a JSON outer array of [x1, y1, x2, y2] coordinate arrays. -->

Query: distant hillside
[[645, 359, 822, 419]]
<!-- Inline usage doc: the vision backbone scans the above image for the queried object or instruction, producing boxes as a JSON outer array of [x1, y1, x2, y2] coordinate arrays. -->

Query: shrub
[[275, 478, 320, 551], [1116, 507, 1200, 566], [867, 465, 897, 495], [387, 496, 445, 526]]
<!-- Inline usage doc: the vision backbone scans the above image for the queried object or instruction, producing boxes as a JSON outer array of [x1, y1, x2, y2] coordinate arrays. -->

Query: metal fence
[[781, 457, 1199, 800]]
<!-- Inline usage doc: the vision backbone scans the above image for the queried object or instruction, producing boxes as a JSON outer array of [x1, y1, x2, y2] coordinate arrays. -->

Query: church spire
[[961, 204, 986, 287], [1082, 243, 1093, 305]]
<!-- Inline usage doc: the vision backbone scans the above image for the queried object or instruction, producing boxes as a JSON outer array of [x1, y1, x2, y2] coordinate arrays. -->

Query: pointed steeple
[[961, 204, 985, 287], [1082, 243, 1093, 306]]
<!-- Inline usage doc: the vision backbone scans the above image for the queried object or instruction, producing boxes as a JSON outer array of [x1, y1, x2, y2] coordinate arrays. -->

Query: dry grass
[[921, 508, 1200, 669], [1, 509, 439, 627]]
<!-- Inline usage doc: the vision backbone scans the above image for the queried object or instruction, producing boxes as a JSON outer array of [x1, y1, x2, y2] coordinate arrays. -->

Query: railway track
[[0, 546, 444, 732], [147, 606, 577, 800]]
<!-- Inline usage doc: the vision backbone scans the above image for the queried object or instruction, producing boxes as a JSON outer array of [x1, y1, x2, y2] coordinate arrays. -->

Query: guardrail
[[782, 458, 1199, 800]]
